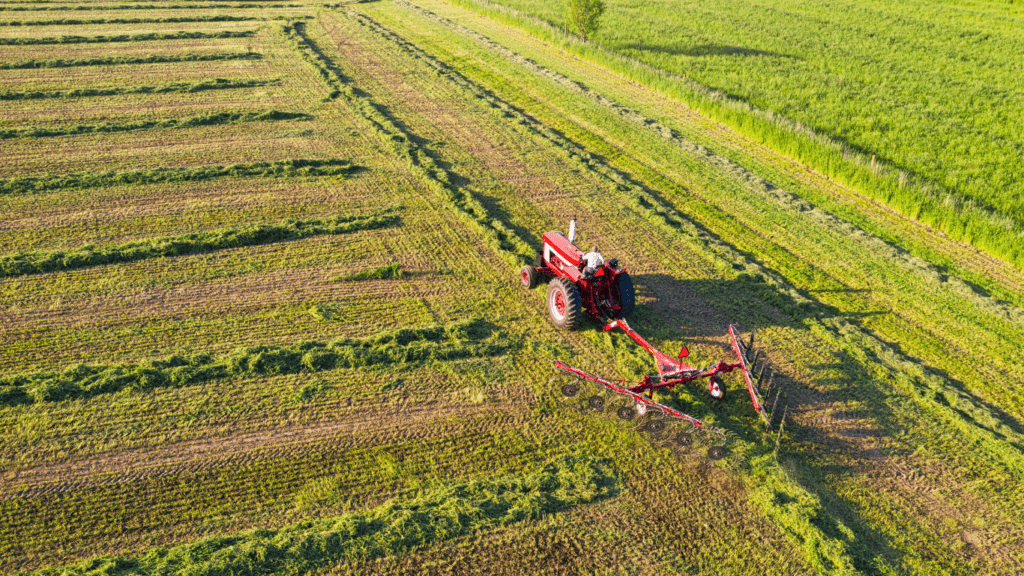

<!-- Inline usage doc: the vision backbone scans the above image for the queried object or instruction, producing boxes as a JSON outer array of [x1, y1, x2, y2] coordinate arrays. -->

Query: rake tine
[[747, 330, 756, 354], [769, 388, 780, 429], [750, 349, 763, 367], [756, 364, 769, 387]]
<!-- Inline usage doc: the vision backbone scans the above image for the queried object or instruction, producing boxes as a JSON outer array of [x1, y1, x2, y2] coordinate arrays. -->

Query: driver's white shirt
[[582, 251, 604, 269]]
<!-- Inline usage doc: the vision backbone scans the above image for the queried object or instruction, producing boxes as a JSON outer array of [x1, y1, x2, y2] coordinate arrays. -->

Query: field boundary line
[[0, 213, 396, 279], [0, 110, 311, 140], [394, 3, 1024, 334]]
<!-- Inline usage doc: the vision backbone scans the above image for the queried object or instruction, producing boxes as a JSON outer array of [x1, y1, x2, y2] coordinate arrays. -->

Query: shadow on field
[[622, 42, 794, 59], [628, 273, 821, 340]]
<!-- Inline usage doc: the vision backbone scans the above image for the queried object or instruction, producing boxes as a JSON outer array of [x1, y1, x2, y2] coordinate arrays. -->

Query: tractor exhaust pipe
[[568, 218, 577, 243]]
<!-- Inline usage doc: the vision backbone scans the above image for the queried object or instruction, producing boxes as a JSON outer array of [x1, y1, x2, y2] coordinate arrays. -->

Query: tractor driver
[[582, 246, 603, 279]]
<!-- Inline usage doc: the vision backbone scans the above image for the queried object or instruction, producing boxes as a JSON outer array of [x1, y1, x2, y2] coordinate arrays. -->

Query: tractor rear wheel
[[520, 265, 538, 289], [609, 272, 635, 318], [546, 277, 583, 330]]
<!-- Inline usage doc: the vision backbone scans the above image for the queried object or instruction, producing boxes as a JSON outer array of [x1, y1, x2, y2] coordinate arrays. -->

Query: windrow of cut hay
[[0, 30, 256, 45], [0, 78, 280, 101], [281, 21, 534, 270], [0, 213, 398, 279], [0, 110, 310, 139], [0, 51, 262, 70], [0, 3, 303, 11], [0, 158, 359, 196], [0, 317, 510, 406], [336, 262, 403, 282], [27, 456, 617, 575], [0, 15, 310, 26]]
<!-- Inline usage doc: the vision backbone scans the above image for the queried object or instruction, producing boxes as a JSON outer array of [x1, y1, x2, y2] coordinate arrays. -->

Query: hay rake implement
[[522, 219, 778, 458], [552, 319, 777, 460]]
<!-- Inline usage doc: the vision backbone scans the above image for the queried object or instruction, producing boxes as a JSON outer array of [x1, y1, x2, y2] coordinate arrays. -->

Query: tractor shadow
[[629, 272, 1024, 440], [626, 273, 826, 340]]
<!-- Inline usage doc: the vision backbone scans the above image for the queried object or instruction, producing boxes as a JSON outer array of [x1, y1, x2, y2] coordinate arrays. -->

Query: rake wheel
[[707, 445, 726, 460], [616, 405, 636, 421], [674, 431, 694, 448], [587, 394, 606, 411], [644, 419, 666, 436], [561, 382, 580, 398]]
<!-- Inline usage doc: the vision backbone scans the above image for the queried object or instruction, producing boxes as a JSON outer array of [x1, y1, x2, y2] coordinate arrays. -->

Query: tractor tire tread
[[547, 277, 584, 330]]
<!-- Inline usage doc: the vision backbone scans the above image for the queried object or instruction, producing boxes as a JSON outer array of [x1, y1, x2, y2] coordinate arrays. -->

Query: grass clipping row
[[0, 78, 278, 101], [0, 110, 310, 140], [32, 456, 618, 575], [0, 158, 358, 196], [0, 318, 507, 406], [0, 213, 397, 278]]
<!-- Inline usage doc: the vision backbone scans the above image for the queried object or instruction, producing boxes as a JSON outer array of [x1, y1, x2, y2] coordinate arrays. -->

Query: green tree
[[564, 0, 605, 42]]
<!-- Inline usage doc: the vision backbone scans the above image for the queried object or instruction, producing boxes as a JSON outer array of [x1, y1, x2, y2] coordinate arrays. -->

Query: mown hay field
[[1, 1, 1023, 575]]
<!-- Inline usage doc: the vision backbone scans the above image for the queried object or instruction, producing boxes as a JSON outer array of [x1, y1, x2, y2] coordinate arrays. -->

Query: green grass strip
[[0, 4, 302, 11], [0, 213, 397, 279], [336, 262, 403, 281], [0, 109, 310, 140], [0, 51, 261, 70], [281, 21, 534, 269], [0, 78, 280, 101], [28, 455, 617, 575], [0, 158, 357, 196], [0, 30, 256, 45], [0, 15, 308, 26], [0, 317, 508, 406]]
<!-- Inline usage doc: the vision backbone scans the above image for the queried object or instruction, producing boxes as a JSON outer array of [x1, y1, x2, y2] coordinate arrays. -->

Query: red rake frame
[[554, 319, 774, 433]]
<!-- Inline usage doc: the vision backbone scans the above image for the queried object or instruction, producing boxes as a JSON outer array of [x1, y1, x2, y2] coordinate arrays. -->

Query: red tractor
[[519, 219, 634, 329]]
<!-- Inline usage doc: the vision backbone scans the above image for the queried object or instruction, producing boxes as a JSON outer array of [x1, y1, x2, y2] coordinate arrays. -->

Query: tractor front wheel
[[546, 277, 583, 330], [520, 265, 538, 289]]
